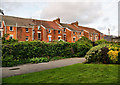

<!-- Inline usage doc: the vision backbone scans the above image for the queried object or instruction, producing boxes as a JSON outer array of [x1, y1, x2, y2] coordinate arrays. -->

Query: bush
[[107, 44, 120, 64], [2, 34, 18, 44], [85, 44, 108, 63], [100, 47, 110, 63], [95, 38, 108, 45], [77, 36, 92, 44], [85, 43, 120, 64], [30, 57, 49, 64]]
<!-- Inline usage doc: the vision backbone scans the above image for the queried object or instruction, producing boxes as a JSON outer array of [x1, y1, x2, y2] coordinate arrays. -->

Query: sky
[[0, 0, 119, 36]]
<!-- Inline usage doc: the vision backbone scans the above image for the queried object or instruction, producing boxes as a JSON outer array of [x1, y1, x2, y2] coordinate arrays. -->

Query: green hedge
[[2, 40, 92, 67]]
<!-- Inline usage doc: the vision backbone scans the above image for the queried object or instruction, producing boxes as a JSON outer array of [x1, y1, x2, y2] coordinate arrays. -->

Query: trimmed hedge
[[2, 40, 92, 67]]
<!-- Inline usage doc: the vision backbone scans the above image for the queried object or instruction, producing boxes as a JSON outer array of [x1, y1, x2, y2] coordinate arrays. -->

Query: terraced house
[[0, 15, 104, 42]]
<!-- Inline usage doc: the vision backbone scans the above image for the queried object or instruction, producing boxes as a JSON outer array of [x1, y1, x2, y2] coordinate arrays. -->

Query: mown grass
[[3, 64, 120, 83]]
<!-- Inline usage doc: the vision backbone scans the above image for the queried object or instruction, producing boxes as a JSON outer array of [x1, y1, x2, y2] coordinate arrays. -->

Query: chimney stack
[[53, 18, 60, 24], [71, 21, 78, 26]]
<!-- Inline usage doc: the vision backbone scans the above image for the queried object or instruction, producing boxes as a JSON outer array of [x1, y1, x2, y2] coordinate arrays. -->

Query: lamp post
[[0, 9, 4, 39]]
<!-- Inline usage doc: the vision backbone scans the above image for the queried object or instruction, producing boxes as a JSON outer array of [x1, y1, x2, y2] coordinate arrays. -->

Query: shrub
[[85, 43, 120, 64], [107, 44, 120, 64], [107, 50, 118, 63], [85, 44, 108, 63], [77, 36, 92, 44], [118, 52, 120, 64], [95, 38, 108, 45], [30, 57, 49, 64], [99, 47, 110, 64]]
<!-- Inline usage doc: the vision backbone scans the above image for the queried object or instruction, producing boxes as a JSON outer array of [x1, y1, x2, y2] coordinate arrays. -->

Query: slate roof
[[1, 15, 61, 30], [36, 20, 61, 30], [68, 24, 84, 32], [0, 15, 102, 33], [1, 15, 34, 28], [78, 26, 101, 34], [60, 23, 76, 31]]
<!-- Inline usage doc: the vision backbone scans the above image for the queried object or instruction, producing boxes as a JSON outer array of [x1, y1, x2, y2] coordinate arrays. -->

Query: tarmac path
[[2, 58, 86, 78]]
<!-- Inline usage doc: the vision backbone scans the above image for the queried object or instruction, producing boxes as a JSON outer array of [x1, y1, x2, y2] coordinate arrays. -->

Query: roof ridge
[[1, 15, 53, 22]]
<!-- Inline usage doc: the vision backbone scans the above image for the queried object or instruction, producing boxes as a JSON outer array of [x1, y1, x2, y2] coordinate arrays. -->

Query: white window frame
[[48, 35, 52, 42], [26, 36, 29, 41], [64, 28, 66, 32], [9, 35, 13, 39], [73, 37, 76, 41], [95, 35, 98, 41], [48, 29, 51, 33], [26, 28, 29, 32], [38, 26, 41, 30], [91, 37, 92, 41], [38, 32, 41, 40], [58, 36, 61, 40], [10, 26, 13, 31]]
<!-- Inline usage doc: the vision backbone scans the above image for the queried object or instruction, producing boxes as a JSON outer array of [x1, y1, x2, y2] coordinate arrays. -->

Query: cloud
[[40, 2, 103, 24], [103, 17, 109, 22], [1, 2, 23, 13]]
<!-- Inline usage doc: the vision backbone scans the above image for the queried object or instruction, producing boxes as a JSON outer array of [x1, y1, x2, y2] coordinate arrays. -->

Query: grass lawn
[[3, 64, 120, 83]]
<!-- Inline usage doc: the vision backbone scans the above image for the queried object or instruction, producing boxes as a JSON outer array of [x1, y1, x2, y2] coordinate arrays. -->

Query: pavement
[[2, 58, 86, 78]]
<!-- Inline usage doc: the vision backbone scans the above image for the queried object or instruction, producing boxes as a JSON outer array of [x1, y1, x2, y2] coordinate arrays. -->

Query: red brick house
[[0, 15, 104, 42]]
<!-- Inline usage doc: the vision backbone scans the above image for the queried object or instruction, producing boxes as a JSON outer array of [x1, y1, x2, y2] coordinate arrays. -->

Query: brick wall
[[17, 27, 32, 41]]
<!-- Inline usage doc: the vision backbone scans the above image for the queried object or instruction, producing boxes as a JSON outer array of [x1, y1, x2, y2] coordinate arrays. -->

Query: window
[[0, 22, 1, 27], [95, 35, 97, 41], [10, 26, 13, 31], [58, 36, 61, 40], [38, 26, 41, 30], [48, 29, 51, 33], [58, 30, 60, 34], [26, 36, 28, 41], [80, 32, 81, 35], [91, 37, 92, 41], [64, 34, 66, 41], [48, 36, 51, 42], [73, 32, 75, 35], [73, 37, 75, 41], [26, 28, 28, 32], [64, 28, 66, 32], [38, 33, 41, 40], [9, 35, 13, 39]]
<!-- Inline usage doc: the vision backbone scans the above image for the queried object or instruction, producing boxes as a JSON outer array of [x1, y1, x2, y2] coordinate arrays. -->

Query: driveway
[[2, 58, 86, 78]]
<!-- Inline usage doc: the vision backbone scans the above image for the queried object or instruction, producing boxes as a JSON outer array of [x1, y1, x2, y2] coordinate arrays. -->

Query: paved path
[[2, 58, 86, 78]]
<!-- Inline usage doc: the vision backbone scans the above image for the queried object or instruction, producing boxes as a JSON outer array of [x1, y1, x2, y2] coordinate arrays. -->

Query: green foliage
[[77, 36, 92, 44], [30, 57, 49, 64], [95, 38, 108, 45], [2, 34, 18, 44], [2, 40, 91, 67], [49, 56, 71, 61], [99, 47, 110, 63], [118, 52, 120, 64], [85, 44, 108, 63]]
